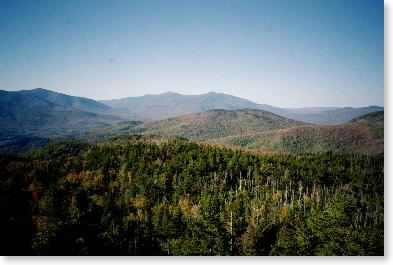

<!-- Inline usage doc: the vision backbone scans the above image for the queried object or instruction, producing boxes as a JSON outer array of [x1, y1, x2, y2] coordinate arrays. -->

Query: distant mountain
[[101, 91, 383, 124], [16, 88, 135, 119], [282, 106, 384, 125], [0, 89, 123, 137], [3, 89, 383, 125], [19, 88, 112, 114], [213, 111, 384, 154], [0, 88, 384, 154], [101, 91, 267, 121]]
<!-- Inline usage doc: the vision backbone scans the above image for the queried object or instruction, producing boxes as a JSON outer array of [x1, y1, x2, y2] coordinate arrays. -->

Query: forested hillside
[[139, 109, 306, 140], [75, 110, 383, 154], [214, 111, 384, 154], [0, 137, 383, 255]]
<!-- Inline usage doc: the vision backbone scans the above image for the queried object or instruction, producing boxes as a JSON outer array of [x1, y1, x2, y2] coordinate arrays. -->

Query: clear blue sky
[[0, 0, 384, 107]]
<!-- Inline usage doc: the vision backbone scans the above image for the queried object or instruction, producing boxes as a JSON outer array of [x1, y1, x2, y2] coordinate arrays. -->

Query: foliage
[[0, 138, 384, 255], [215, 112, 384, 154]]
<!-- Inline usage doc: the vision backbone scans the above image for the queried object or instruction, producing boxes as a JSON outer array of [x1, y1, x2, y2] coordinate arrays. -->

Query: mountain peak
[[206, 91, 220, 95], [17, 88, 51, 93], [33, 88, 48, 91], [161, 91, 181, 96]]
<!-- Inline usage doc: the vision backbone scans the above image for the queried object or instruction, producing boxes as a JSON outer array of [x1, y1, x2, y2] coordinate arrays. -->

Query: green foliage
[[274, 193, 383, 256], [0, 138, 384, 255]]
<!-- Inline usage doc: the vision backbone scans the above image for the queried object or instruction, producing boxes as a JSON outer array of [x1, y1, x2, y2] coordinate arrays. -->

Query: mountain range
[[0, 88, 384, 154], [101, 91, 383, 124]]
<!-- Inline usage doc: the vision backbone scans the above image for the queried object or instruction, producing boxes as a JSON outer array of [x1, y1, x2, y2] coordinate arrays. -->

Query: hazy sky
[[0, 0, 384, 107]]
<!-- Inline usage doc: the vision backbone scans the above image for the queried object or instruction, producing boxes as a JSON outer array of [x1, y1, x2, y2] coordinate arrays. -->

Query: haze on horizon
[[0, 0, 384, 108]]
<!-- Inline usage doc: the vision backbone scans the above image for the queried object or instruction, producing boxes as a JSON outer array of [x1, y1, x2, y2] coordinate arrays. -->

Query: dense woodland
[[0, 137, 383, 255]]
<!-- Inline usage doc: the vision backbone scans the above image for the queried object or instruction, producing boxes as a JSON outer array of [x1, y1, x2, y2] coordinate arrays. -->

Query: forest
[[0, 136, 383, 255]]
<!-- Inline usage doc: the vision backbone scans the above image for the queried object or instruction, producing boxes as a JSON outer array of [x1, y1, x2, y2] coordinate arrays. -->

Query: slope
[[20, 88, 112, 114], [213, 111, 384, 154], [138, 108, 307, 140], [0, 90, 123, 137]]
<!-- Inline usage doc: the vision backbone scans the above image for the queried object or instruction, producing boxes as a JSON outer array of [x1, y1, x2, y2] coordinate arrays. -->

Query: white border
[[0, 0, 390, 264]]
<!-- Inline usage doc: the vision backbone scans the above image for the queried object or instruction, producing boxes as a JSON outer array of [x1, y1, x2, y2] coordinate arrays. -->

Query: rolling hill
[[101, 91, 383, 124], [66, 108, 307, 141], [81, 109, 383, 154], [138, 109, 307, 140], [213, 111, 384, 154]]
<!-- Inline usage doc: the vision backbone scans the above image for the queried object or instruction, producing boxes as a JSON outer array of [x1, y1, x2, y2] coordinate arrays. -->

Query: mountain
[[101, 91, 268, 121], [213, 111, 384, 154], [16, 88, 136, 119], [0, 89, 123, 137], [0, 88, 384, 154], [101, 91, 383, 124], [19, 88, 112, 114], [282, 106, 384, 125], [3, 89, 383, 125]]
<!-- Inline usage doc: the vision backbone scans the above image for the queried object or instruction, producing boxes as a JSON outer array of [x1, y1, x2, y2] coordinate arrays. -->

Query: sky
[[0, 0, 384, 108]]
